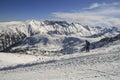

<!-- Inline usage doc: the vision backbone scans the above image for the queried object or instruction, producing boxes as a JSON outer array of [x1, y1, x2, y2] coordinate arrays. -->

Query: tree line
[[0, 32, 26, 51]]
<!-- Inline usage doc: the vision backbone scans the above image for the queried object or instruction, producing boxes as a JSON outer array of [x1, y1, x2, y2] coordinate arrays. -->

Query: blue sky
[[0, 0, 120, 26]]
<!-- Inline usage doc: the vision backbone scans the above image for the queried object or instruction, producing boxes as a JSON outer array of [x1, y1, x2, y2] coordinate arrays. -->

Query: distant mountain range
[[0, 20, 120, 55]]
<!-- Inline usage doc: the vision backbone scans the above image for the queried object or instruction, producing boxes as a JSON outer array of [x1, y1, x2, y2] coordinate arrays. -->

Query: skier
[[85, 40, 90, 52]]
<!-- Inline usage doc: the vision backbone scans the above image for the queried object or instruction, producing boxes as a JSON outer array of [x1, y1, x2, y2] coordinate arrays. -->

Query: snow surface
[[0, 53, 37, 68], [0, 40, 120, 80]]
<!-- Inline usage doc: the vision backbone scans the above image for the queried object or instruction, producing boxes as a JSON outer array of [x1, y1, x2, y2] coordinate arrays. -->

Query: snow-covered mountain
[[1, 20, 120, 80], [0, 20, 120, 54], [0, 20, 119, 37]]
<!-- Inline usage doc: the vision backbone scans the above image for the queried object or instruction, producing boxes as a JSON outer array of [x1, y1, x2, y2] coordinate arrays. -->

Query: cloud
[[84, 3, 101, 9], [52, 2, 120, 27], [84, 2, 120, 10]]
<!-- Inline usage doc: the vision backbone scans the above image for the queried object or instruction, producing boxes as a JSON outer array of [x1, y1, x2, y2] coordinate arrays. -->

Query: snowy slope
[[0, 40, 120, 80], [0, 53, 37, 68]]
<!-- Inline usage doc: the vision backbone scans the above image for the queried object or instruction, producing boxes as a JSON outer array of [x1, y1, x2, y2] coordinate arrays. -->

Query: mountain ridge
[[0, 20, 119, 54]]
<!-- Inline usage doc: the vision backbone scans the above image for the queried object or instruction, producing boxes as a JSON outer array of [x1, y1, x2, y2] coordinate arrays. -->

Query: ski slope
[[0, 40, 120, 80]]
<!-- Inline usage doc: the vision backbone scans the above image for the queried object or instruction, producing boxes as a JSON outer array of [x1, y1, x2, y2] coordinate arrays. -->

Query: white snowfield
[[0, 40, 120, 80]]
